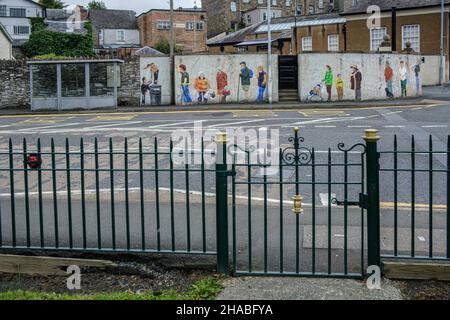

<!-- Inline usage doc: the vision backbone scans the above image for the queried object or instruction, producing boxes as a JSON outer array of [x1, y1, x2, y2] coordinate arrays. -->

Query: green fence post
[[216, 132, 229, 275], [364, 129, 381, 268]]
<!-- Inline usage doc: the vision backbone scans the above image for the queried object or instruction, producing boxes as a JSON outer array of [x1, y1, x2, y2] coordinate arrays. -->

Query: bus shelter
[[27, 59, 123, 111]]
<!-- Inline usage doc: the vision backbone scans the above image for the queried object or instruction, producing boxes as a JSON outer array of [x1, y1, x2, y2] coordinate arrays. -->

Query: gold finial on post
[[292, 195, 304, 214], [363, 129, 380, 142], [216, 132, 228, 144]]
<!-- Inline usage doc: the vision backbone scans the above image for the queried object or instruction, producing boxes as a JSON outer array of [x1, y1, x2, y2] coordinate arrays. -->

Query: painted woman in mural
[[179, 64, 192, 105], [141, 77, 150, 105], [399, 60, 409, 97], [216, 68, 229, 103], [323, 65, 333, 101], [384, 61, 394, 98], [335, 73, 344, 101], [350, 65, 362, 101], [144, 63, 159, 84], [239, 61, 253, 102], [194, 72, 211, 103], [256, 65, 268, 103]]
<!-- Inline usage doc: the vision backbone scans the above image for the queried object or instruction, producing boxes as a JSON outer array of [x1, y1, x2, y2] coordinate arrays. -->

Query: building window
[[308, 5, 314, 14], [286, 0, 292, 6], [302, 36, 312, 51], [0, 6, 6, 17], [186, 22, 194, 30], [328, 34, 339, 51], [370, 27, 387, 51], [195, 22, 204, 30], [13, 26, 29, 35], [352, 0, 358, 7], [10, 8, 26, 17], [157, 21, 171, 30], [272, 0, 277, 5], [263, 12, 267, 21], [247, 15, 252, 24], [231, 1, 237, 12], [296, 5, 302, 15], [116, 30, 125, 42], [402, 24, 420, 52], [258, 0, 264, 3]]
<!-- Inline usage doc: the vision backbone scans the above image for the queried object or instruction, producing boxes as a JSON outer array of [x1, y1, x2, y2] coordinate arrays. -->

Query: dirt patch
[[396, 280, 450, 300]]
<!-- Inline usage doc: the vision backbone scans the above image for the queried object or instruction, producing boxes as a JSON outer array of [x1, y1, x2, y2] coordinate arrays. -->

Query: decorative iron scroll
[[337, 143, 367, 154], [281, 134, 312, 166]]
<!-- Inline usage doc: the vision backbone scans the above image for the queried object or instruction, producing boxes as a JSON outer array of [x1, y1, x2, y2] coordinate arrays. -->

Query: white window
[[370, 27, 387, 51], [116, 30, 125, 42], [308, 5, 314, 14], [186, 22, 194, 30], [14, 26, 29, 34], [402, 24, 420, 52], [352, 0, 358, 7], [302, 36, 312, 51], [296, 5, 302, 15], [157, 21, 171, 30], [272, 0, 277, 5], [258, 0, 264, 3], [328, 34, 339, 51], [195, 22, 204, 30], [231, 1, 237, 12], [286, 0, 292, 6], [10, 8, 26, 17], [0, 6, 6, 17]]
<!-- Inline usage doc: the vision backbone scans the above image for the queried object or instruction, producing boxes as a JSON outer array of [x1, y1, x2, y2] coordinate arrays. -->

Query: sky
[[63, 0, 200, 14]]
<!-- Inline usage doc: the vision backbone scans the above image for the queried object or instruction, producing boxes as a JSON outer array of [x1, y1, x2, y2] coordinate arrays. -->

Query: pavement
[[217, 277, 403, 300]]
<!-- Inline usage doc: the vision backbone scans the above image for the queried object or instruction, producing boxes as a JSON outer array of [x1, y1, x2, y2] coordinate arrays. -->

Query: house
[[137, 8, 207, 53], [89, 9, 140, 56], [0, 22, 13, 59], [45, 6, 89, 35], [243, 6, 283, 26], [0, 0, 46, 46], [202, 0, 342, 37]]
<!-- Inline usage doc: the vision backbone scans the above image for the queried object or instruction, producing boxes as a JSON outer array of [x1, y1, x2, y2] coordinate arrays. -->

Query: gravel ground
[[395, 280, 450, 300]]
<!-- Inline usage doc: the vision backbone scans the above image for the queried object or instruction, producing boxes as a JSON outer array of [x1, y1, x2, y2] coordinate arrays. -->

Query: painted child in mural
[[399, 60, 409, 97], [256, 65, 268, 103], [144, 63, 159, 84], [335, 73, 344, 101], [412, 58, 421, 94], [384, 61, 394, 98], [350, 65, 362, 101], [141, 77, 150, 105], [179, 64, 192, 105], [239, 61, 253, 102], [323, 65, 333, 101], [194, 72, 211, 103], [216, 68, 229, 103]]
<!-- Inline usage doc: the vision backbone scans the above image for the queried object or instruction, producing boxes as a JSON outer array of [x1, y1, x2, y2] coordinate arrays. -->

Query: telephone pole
[[170, 0, 175, 104], [267, 0, 273, 104]]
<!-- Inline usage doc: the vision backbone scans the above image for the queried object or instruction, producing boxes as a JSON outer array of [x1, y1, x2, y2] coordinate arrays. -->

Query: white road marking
[[421, 125, 447, 128], [314, 125, 337, 128], [384, 125, 405, 128], [206, 119, 267, 128], [348, 125, 372, 128], [319, 193, 337, 207]]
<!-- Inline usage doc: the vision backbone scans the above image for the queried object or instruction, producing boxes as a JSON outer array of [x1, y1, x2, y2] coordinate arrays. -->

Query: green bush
[[22, 22, 94, 58]]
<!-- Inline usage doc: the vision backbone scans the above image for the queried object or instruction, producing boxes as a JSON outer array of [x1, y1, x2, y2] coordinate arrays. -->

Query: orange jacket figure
[[195, 74, 210, 93]]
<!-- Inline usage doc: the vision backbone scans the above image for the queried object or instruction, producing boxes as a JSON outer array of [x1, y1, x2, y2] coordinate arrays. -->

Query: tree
[[38, 0, 66, 9], [87, 1, 107, 10], [154, 38, 183, 55]]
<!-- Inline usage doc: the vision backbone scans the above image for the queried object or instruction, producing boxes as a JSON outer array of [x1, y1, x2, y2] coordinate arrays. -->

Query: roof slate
[[344, 0, 450, 14], [89, 9, 138, 30]]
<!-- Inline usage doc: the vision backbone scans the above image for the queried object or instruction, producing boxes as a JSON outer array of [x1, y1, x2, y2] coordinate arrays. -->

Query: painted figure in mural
[[144, 63, 159, 84], [239, 61, 253, 102], [306, 83, 323, 102], [412, 58, 421, 94], [350, 65, 362, 101], [335, 73, 344, 101], [399, 60, 409, 97], [194, 72, 211, 103], [257, 65, 268, 103], [216, 68, 229, 103], [141, 77, 150, 104], [323, 65, 333, 101], [384, 61, 394, 98], [179, 64, 192, 105]]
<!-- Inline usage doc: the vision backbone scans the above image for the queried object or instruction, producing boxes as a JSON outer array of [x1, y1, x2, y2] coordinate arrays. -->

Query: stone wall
[[118, 56, 141, 106], [0, 60, 29, 109]]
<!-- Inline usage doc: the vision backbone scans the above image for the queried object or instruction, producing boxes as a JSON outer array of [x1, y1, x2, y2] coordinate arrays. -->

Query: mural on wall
[[175, 55, 278, 105], [299, 53, 424, 102], [140, 56, 171, 106]]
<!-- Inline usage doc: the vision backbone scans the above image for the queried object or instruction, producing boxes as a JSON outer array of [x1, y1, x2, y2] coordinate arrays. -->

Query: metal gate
[[219, 129, 379, 278], [278, 56, 298, 90]]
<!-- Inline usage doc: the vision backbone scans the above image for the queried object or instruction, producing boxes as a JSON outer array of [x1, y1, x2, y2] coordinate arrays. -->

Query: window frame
[[302, 36, 313, 52], [327, 34, 339, 52], [14, 25, 29, 35], [10, 8, 26, 18], [116, 30, 125, 42], [369, 27, 387, 51], [402, 24, 420, 53], [0, 5, 7, 17], [156, 20, 171, 30]]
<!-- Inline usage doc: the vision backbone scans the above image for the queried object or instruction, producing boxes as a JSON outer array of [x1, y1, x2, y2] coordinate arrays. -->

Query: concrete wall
[[0, 31, 12, 59], [299, 53, 425, 101], [174, 54, 279, 105], [421, 55, 442, 86], [139, 56, 171, 105]]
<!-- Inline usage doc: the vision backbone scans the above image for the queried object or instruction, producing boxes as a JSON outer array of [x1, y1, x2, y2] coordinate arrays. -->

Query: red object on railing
[[26, 154, 42, 169]]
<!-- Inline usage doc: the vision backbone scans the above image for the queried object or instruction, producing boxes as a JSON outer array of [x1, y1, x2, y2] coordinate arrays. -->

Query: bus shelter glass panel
[[61, 64, 85, 97], [32, 64, 57, 98], [90, 63, 116, 96]]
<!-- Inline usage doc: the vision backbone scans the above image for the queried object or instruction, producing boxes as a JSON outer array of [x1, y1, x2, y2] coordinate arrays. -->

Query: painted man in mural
[[239, 61, 253, 102], [335, 73, 344, 101], [179, 64, 192, 105], [399, 60, 409, 97], [141, 77, 150, 105], [256, 66, 268, 103], [216, 68, 229, 103], [350, 65, 362, 101], [144, 63, 159, 85], [412, 58, 421, 94], [194, 72, 211, 103], [384, 61, 394, 98], [323, 65, 333, 101]]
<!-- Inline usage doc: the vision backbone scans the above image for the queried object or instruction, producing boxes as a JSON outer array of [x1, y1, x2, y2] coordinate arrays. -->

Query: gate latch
[[332, 193, 368, 209]]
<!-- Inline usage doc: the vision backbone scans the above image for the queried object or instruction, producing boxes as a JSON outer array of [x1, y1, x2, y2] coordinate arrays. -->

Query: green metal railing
[[0, 137, 217, 255]]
